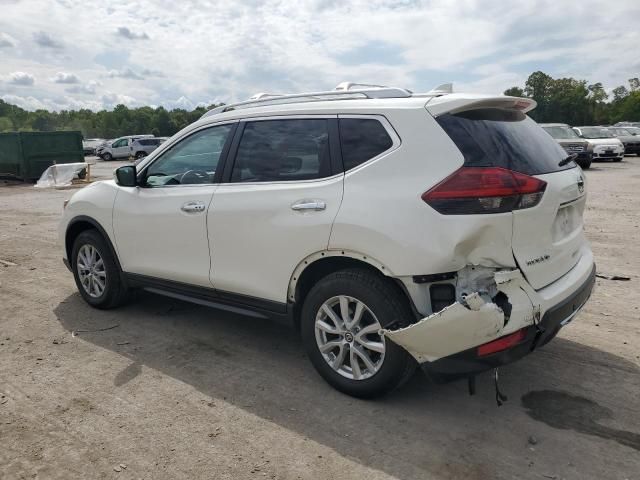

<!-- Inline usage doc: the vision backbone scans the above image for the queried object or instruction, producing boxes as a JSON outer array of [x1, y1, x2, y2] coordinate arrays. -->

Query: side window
[[145, 124, 232, 186], [231, 119, 331, 182], [339, 118, 393, 171], [113, 139, 126, 148]]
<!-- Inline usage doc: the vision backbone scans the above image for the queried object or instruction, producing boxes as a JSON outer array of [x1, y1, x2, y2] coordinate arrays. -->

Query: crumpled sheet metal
[[382, 269, 539, 363]]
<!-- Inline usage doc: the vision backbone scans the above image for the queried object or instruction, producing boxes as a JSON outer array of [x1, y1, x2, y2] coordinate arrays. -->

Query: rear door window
[[338, 118, 393, 171], [436, 109, 573, 175], [230, 119, 331, 182]]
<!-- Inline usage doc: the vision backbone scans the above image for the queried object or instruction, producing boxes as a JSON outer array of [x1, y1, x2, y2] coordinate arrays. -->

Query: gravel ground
[[1, 157, 639, 480]]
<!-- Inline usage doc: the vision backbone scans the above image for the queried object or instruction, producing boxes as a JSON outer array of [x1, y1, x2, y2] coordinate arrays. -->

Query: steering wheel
[[178, 170, 211, 184]]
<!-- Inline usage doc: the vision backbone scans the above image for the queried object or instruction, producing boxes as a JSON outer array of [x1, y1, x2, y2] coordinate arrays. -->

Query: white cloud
[[0, 32, 17, 48], [33, 31, 64, 49], [66, 80, 101, 94], [5, 71, 35, 86], [0, 0, 637, 111], [51, 72, 80, 84], [108, 68, 144, 80], [116, 26, 149, 40]]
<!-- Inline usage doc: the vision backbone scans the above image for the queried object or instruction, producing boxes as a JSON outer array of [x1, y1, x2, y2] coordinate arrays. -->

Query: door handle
[[291, 200, 327, 211], [181, 201, 206, 213]]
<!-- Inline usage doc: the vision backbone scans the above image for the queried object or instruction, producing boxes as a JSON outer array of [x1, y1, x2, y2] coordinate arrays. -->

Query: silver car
[[606, 127, 640, 156], [130, 137, 166, 160]]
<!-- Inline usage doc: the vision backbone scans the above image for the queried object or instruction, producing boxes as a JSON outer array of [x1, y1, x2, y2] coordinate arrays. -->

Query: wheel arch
[[65, 215, 123, 273], [288, 251, 420, 327]]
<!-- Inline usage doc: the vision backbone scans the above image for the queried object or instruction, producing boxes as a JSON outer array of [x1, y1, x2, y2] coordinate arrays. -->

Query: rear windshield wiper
[[558, 154, 577, 167]]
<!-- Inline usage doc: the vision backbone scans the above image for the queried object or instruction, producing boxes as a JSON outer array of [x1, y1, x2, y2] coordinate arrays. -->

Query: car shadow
[[53, 291, 640, 479]]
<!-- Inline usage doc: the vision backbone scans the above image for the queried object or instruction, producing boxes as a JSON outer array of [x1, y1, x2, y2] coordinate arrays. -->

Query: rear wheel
[[135, 151, 147, 160], [71, 230, 128, 309], [301, 269, 416, 398]]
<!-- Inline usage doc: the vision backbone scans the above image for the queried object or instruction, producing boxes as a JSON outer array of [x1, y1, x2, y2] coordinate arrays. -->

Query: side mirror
[[114, 165, 137, 187]]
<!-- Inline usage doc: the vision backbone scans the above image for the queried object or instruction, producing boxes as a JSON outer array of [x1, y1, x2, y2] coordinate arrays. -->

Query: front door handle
[[291, 200, 327, 211], [181, 201, 206, 213]]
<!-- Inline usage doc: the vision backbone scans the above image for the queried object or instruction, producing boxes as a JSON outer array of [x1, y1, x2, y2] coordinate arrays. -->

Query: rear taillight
[[422, 167, 547, 215]]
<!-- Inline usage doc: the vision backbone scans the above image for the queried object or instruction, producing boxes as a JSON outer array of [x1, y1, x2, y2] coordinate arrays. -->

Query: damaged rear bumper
[[382, 261, 596, 383]]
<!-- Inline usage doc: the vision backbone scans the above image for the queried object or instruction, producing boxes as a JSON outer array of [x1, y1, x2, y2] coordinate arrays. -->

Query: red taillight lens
[[477, 328, 527, 357], [422, 167, 547, 215]]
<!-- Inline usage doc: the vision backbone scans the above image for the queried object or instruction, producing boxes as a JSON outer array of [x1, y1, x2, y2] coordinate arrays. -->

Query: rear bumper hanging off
[[382, 264, 596, 383]]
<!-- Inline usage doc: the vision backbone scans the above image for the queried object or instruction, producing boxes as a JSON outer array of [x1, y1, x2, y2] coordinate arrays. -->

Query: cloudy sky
[[0, 0, 639, 112]]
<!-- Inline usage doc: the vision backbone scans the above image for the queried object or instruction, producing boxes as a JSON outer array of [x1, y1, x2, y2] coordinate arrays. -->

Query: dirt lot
[[1, 157, 639, 480]]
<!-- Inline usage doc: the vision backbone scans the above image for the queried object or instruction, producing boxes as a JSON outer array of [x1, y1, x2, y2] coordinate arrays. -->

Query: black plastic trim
[[328, 118, 344, 175], [413, 272, 457, 284], [421, 263, 596, 383], [66, 215, 124, 273], [220, 121, 245, 183], [124, 272, 288, 316]]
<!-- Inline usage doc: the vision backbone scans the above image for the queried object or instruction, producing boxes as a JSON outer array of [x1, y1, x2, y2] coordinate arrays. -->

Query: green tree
[[503, 86, 524, 97]]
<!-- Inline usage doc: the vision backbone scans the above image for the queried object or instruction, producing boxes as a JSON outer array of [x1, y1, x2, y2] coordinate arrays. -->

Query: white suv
[[59, 83, 596, 398], [98, 135, 154, 161]]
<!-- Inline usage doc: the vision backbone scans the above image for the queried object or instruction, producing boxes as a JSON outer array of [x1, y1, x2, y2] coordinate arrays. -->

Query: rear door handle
[[291, 200, 326, 211], [181, 201, 206, 213]]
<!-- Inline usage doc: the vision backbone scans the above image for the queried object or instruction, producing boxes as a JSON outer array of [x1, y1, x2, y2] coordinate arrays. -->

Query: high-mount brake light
[[422, 167, 547, 215]]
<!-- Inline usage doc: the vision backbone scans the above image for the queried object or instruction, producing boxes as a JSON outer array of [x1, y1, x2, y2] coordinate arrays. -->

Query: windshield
[[609, 128, 632, 136], [579, 127, 615, 139], [542, 126, 579, 140]]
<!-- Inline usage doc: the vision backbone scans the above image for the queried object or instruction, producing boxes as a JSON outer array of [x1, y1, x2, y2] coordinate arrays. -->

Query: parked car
[[98, 135, 154, 161], [572, 127, 625, 161], [82, 138, 106, 156], [59, 84, 595, 398], [539, 123, 592, 169], [130, 137, 166, 160], [605, 127, 640, 156], [614, 121, 640, 128]]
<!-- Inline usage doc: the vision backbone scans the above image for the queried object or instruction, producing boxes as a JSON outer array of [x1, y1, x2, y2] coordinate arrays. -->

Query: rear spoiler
[[426, 95, 537, 117]]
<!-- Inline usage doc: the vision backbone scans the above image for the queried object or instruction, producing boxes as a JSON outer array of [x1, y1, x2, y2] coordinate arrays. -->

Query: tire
[[300, 268, 416, 398], [71, 230, 128, 309], [77, 168, 87, 179], [613, 156, 623, 162], [578, 159, 591, 170], [102, 152, 113, 161], [135, 151, 147, 160]]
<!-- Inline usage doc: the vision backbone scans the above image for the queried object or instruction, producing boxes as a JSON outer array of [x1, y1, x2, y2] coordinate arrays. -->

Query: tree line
[[504, 72, 640, 126], [0, 71, 639, 139], [0, 102, 221, 139]]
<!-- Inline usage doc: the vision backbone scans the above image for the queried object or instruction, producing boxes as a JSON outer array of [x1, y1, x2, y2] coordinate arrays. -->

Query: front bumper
[[421, 264, 596, 383], [592, 146, 624, 159]]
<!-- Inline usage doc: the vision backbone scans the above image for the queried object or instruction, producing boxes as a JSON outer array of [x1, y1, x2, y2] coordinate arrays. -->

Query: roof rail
[[201, 82, 446, 118]]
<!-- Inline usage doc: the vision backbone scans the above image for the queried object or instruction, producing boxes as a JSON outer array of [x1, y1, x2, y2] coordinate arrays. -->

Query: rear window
[[436, 109, 573, 175], [339, 118, 393, 171]]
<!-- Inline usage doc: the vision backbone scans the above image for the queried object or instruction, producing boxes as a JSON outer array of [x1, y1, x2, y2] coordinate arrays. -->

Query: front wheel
[[301, 269, 416, 398], [71, 230, 128, 309], [102, 152, 112, 161], [613, 156, 623, 162]]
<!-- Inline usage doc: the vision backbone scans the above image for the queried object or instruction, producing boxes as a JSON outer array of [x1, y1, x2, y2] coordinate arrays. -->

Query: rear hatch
[[430, 103, 587, 290]]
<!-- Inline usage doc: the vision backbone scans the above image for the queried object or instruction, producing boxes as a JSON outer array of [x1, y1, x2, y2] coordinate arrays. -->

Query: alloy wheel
[[77, 244, 107, 298], [314, 295, 386, 380]]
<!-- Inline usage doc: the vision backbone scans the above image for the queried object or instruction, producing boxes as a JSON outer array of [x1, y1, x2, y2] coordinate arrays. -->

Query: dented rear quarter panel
[[328, 107, 516, 276]]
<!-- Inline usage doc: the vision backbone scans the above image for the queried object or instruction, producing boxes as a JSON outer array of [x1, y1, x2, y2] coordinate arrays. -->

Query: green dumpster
[[0, 131, 84, 181]]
